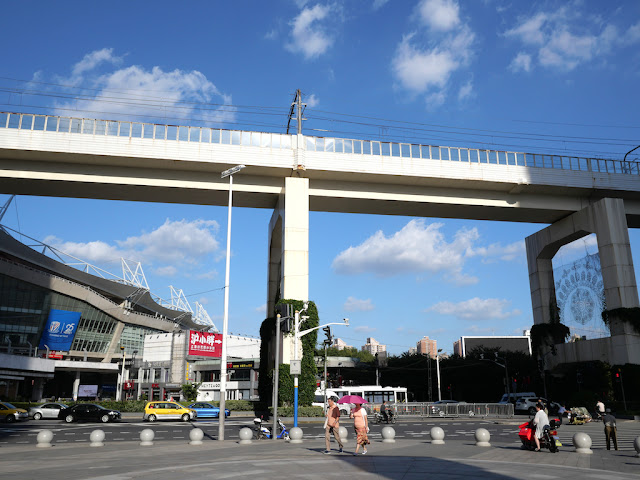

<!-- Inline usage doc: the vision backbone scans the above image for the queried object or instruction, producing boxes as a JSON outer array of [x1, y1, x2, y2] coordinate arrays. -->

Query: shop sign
[[188, 330, 222, 357], [124, 381, 135, 390], [48, 351, 64, 359], [227, 361, 254, 369], [151, 383, 159, 388]]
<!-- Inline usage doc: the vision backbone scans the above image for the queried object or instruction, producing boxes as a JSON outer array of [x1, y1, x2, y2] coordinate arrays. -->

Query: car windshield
[[2, 402, 17, 409]]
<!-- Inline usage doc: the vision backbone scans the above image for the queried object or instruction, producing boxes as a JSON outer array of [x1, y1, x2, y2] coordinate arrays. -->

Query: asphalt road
[[1, 416, 638, 451]]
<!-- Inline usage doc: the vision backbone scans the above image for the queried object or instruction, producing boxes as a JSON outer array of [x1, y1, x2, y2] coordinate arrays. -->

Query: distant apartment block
[[362, 337, 386, 354], [416, 336, 438, 359], [332, 337, 353, 350], [408, 347, 417, 355]]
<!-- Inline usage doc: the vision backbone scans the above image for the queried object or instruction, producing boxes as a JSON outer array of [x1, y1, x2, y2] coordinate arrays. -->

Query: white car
[[515, 397, 562, 415], [28, 402, 69, 420]]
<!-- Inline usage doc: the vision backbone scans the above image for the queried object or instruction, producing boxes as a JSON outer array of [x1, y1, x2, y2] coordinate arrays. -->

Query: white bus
[[313, 385, 408, 415]]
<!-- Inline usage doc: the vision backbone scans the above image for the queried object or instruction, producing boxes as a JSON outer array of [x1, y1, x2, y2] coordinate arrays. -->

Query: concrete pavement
[[1, 424, 638, 480]]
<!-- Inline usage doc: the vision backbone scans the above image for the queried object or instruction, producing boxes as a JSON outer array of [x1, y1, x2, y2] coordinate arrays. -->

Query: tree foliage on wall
[[601, 307, 640, 335], [530, 297, 570, 355], [258, 299, 319, 409]]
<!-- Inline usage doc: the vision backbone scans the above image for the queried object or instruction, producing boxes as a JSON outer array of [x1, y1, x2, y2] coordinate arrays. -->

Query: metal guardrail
[[392, 402, 514, 418], [1, 111, 638, 177]]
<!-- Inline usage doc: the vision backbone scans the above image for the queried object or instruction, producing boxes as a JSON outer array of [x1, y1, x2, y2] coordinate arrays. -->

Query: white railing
[[1, 111, 638, 177], [393, 402, 514, 418]]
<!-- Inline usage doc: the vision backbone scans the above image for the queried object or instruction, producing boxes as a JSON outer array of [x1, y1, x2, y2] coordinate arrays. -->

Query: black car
[[58, 404, 121, 423]]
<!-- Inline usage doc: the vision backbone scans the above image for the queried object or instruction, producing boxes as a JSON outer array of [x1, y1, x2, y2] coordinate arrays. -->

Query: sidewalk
[[1, 428, 638, 480]]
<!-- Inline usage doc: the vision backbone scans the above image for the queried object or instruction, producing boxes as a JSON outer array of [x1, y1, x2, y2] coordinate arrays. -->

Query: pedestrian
[[380, 400, 388, 422], [323, 396, 344, 454], [532, 403, 549, 452], [350, 402, 370, 455], [602, 409, 618, 451], [595, 399, 605, 421]]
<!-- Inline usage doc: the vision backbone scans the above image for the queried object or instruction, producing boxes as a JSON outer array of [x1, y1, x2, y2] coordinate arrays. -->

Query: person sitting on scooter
[[380, 401, 388, 422], [533, 403, 550, 452]]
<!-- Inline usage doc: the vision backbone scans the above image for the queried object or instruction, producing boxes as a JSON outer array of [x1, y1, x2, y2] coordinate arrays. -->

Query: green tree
[[181, 382, 201, 402]]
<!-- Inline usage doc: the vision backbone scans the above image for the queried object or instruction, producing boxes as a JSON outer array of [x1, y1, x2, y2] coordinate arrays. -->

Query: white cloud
[[392, 33, 459, 93], [457, 79, 473, 101], [155, 265, 177, 277], [465, 325, 496, 334], [44, 219, 220, 269], [354, 325, 377, 333], [427, 297, 521, 320], [509, 52, 532, 72], [344, 296, 375, 312], [468, 240, 525, 262], [392, 2, 474, 107], [504, 8, 640, 72], [373, 0, 390, 10], [417, 0, 460, 32], [255, 303, 267, 315], [306, 93, 319, 107], [53, 49, 235, 125], [286, 4, 334, 59], [71, 48, 122, 79], [196, 270, 218, 280]]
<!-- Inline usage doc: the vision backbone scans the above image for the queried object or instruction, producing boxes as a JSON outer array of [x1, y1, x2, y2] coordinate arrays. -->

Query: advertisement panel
[[78, 384, 98, 397], [188, 330, 222, 357], [38, 309, 81, 351]]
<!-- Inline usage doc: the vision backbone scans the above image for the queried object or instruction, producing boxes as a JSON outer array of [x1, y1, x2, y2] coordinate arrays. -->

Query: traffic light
[[281, 317, 292, 333], [323, 326, 332, 345], [275, 303, 292, 318], [614, 371, 621, 382]]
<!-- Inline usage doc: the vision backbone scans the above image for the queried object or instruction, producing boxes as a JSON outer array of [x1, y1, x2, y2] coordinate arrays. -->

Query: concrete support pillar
[[72, 371, 81, 401], [31, 377, 44, 402], [267, 176, 309, 314]]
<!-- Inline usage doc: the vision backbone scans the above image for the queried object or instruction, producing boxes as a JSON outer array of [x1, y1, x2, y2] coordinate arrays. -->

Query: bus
[[313, 385, 408, 415]]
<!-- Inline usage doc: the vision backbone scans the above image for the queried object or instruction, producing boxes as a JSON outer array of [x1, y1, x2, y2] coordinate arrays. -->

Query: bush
[[271, 405, 323, 417]]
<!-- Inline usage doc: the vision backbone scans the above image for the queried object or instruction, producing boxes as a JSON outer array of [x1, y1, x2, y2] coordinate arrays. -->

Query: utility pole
[[286, 89, 305, 135]]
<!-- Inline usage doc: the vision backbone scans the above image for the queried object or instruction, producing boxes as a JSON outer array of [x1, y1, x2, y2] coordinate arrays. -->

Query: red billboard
[[188, 330, 222, 357]]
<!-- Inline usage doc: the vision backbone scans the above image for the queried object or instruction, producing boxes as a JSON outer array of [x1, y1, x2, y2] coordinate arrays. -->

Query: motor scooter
[[518, 418, 561, 453], [374, 409, 396, 424], [253, 417, 290, 440]]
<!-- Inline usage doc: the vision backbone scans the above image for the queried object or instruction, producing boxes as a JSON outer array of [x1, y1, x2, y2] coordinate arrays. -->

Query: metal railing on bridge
[[392, 402, 514, 418], [2, 111, 638, 177]]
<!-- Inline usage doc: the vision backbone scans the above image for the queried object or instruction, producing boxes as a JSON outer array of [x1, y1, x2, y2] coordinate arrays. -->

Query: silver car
[[29, 402, 69, 420]]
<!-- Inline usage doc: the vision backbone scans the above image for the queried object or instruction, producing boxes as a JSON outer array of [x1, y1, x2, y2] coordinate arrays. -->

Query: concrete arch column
[[526, 197, 640, 364]]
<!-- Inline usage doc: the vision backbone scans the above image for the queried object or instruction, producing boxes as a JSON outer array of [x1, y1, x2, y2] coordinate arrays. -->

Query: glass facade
[[0, 273, 162, 355]]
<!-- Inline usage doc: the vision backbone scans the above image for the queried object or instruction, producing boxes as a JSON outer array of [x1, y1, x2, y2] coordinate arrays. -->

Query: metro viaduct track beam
[[2, 156, 640, 228]]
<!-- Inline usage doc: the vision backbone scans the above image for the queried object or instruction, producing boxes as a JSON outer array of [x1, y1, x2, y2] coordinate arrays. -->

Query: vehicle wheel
[[391, 416, 396, 424], [33, 412, 42, 420], [101, 414, 110, 423], [64, 414, 75, 423], [284, 433, 290, 441], [439, 411, 445, 417], [181, 413, 190, 422], [147, 414, 157, 422], [528, 407, 536, 415], [6, 415, 15, 423]]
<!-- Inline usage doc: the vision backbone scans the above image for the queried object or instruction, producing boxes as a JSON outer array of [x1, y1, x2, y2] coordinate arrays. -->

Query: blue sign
[[38, 309, 81, 351]]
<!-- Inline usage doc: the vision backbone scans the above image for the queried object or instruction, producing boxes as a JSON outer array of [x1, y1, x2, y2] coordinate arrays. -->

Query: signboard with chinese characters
[[188, 330, 222, 357], [78, 384, 98, 397], [38, 309, 81, 351]]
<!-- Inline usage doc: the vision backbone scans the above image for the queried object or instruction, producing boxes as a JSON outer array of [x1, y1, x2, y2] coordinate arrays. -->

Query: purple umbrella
[[337, 395, 367, 405]]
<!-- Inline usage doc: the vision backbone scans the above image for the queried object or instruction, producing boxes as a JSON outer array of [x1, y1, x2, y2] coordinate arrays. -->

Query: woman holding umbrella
[[349, 400, 370, 455]]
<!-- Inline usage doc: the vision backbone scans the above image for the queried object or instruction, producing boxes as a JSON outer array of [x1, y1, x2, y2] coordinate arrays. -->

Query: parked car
[[0, 402, 29, 422], [29, 402, 69, 420], [498, 392, 536, 405], [187, 402, 230, 419], [143, 401, 196, 422], [515, 397, 562, 415], [58, 404, 121, 423]]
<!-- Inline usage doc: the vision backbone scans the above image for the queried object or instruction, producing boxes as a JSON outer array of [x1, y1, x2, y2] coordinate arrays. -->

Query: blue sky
[[1, 0, 640, 354]]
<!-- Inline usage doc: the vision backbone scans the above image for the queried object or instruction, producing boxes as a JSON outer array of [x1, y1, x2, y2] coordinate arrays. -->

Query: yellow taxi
[[0, 401, 29, 422], [143, 401, 196, 422]]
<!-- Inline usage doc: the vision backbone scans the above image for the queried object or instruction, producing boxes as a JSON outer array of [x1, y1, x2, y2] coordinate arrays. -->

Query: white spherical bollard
[[139, 428, 155, 446], [474, 428, 491, 447], [430, 426, 445, 445], [238, 427, 253, 445], [381, 426, 396, 443], [338, 426, 349, 444], [36, 430, 53, 448], [90, 429, 105, 447], [633, 436, 640, 457], [573, 432, 593, 454], [189, 428, 204, 445], [289, 426, 303, 444]]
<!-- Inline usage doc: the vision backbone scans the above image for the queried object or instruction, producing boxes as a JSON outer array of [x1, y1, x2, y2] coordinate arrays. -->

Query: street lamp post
[[436, 349, 443, 401], [218, 164, 245, 442], [119, 346, 125, 402]]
